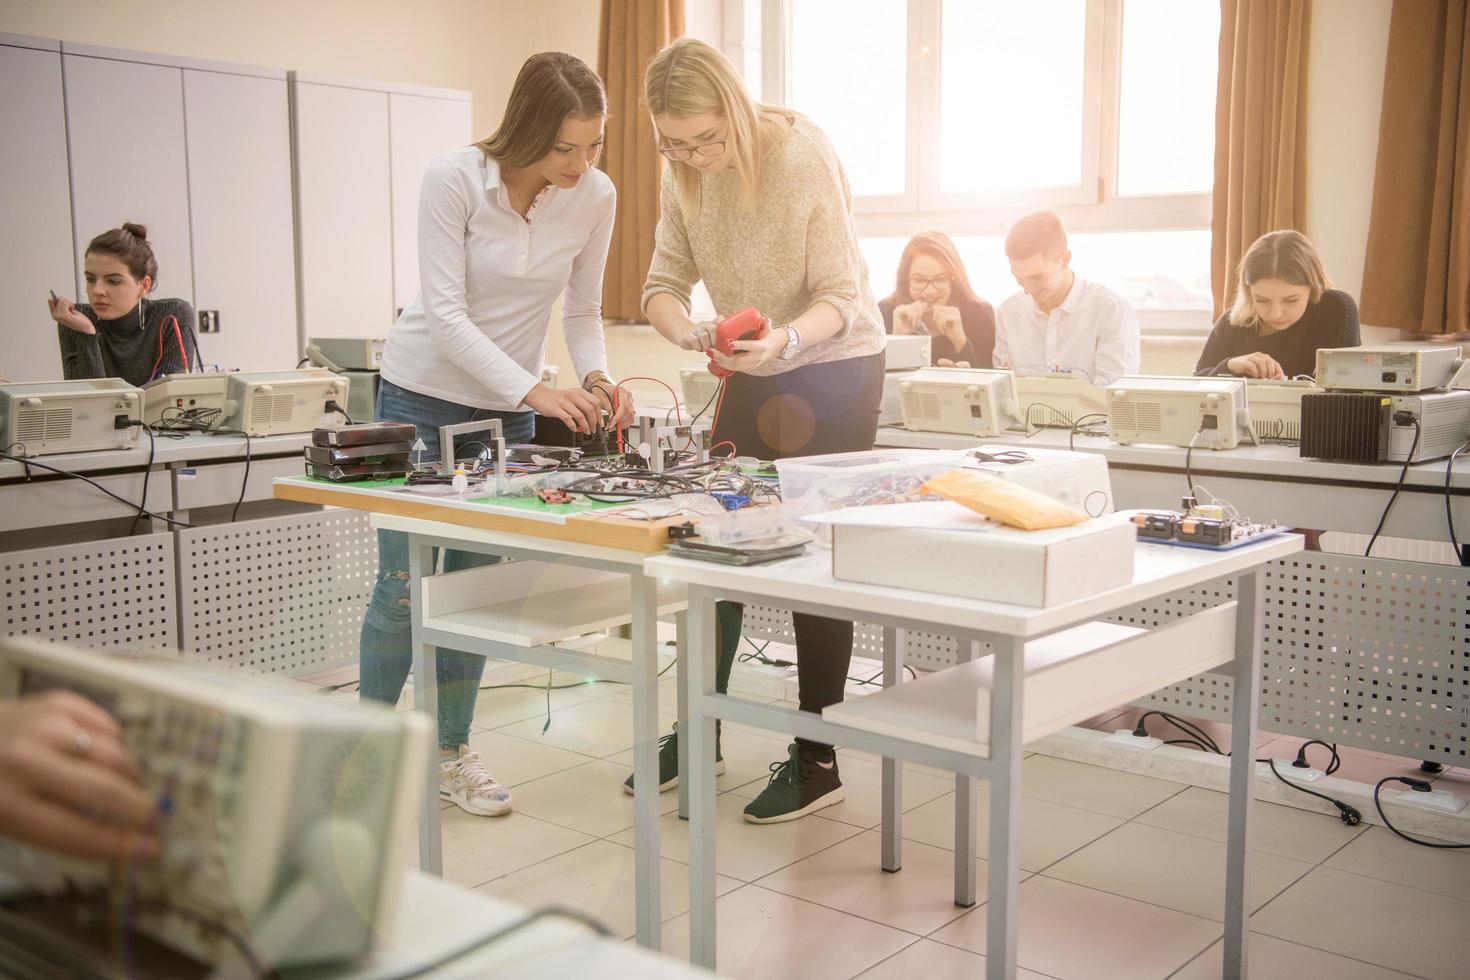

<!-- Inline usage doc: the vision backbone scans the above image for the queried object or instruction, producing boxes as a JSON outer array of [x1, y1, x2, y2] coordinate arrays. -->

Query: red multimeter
[[706, 307, 768, 378]]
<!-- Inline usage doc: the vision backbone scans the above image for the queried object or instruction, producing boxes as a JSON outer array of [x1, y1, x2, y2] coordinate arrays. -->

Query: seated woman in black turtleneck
[[47, 223, 198, 386], [1195, 229, 1359, 380], [879, 231, 995, 368]]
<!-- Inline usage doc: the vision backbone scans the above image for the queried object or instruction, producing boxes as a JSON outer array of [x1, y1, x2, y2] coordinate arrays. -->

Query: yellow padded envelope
[[920, 469, 1088, 530]]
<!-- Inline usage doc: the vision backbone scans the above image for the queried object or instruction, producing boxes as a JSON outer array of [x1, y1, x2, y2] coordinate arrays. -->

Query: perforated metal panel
[[751, 552, 1470, 767], [178, 509, 376, 674], [2, 533, 176, 652]]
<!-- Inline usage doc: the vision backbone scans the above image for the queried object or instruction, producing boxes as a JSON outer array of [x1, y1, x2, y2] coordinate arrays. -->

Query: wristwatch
[[582, 370, 613, 392], [777, 324, 801, 361]]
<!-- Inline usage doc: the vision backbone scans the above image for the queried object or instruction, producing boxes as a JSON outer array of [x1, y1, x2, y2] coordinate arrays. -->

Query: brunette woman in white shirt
[[364, 52, 632, 818]]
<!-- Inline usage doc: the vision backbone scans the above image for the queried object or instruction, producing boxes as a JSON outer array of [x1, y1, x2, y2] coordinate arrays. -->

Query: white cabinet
[[183, 69, 297, 372], [389, 92, 473, 313], [292, 73, 471, 340], [290, 79, 394, 341], [0, 36, 75, 383], [62, 51, 195, 308]]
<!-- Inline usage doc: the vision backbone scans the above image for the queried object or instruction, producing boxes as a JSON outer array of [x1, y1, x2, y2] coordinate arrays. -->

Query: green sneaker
[[622, 722, 723, 795], [742, 743, 844, 824]]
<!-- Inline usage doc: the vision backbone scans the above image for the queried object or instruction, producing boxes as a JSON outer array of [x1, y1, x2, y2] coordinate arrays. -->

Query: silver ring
[[71, 728, 91, 757]]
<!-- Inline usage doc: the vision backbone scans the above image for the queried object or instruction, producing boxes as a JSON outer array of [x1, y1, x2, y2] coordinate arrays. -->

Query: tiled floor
[[314, 658, 1470, 979]]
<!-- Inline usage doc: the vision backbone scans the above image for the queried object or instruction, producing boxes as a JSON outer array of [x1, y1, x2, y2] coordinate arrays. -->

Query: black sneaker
[[742, 743, 844, 823], [622, 722, 724, 795]]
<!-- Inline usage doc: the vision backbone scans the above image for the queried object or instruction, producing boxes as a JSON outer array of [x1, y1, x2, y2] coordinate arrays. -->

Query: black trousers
[[710, 352, 885, 754]]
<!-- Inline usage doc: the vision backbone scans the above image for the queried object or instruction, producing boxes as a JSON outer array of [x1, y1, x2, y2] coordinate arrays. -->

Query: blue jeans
[[358, 378, 536, 748]]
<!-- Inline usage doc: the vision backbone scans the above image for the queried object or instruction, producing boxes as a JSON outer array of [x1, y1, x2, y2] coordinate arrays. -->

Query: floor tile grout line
[[1162, 931, 1226, 980], [1244, 929, 1436, 980], [836, 935, 928, 980], [1029, 869, 1241, 926]]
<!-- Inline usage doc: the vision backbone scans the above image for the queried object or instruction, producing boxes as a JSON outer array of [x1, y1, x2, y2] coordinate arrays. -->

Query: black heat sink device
[[1299, 391, 1387, 462]]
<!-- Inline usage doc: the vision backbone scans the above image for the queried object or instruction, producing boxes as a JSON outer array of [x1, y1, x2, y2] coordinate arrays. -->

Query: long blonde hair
[[1228, 230, 1332, 331], [643, 38, 787, 214]]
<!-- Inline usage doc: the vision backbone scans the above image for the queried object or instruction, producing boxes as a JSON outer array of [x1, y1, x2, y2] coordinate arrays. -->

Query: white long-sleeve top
[[380, 146, 616, 410], [992, 274, 1141, 386]]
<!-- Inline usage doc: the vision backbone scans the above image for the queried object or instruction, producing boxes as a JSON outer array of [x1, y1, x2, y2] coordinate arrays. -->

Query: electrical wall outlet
[[1103, 729, 1162, 751], [1257, 760, 1324, 782], [198, 309, 220, 333], [1390, 787, 1466, 815]]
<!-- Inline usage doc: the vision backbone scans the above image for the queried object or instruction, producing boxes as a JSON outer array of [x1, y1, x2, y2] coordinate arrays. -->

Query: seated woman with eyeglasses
[[878, 231, 995, 368]]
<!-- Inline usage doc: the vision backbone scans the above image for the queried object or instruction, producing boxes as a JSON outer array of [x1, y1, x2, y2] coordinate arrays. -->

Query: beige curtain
[[598, 0, 684, 321], [1210, 0, 1313, 318], [1361, 0, 1470, 334]]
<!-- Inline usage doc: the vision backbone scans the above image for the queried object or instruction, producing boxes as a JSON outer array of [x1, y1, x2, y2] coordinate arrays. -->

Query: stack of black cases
[[306, 422, 417, 481]]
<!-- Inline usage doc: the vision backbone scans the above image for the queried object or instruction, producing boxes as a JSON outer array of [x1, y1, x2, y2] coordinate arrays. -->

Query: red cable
[[616, 376, 683, 425], [147, 314, 188, 380]]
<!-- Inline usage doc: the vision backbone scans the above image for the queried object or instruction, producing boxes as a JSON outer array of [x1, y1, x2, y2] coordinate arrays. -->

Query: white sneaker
[[440, 747, 512, 817]]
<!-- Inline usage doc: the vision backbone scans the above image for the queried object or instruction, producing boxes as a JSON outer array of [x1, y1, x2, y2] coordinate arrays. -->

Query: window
[[778, 0, 1220, 325]]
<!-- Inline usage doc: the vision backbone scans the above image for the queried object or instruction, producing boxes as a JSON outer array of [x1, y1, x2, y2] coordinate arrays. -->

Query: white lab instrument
[[1315, 345, 1462, 393], [221, 369, 349, 437], [0, 379, 142, 456], [883, 333, 932, 371], [1106, 376, 1254, 450], [0, 637, 428, 972], [898, 367, 1023, 437], [1010, 373, 1109, 431], [142, 372, 231, 425], [1245, 378, 1319, 443]]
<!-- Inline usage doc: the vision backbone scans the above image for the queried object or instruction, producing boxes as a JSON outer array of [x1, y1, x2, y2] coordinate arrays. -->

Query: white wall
[[1304, 0, 1394, 341]]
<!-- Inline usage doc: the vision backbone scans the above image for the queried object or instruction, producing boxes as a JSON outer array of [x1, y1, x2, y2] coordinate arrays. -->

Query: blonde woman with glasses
[[626, 38, 886, 824]]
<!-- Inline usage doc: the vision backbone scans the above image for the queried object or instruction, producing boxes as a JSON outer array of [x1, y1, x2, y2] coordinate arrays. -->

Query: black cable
[[1373, 777, 1470, 848], [0, 452, 191, 527], [1264, 758, 1361, 826], [297, 356, 312, 368], [128, 423, 156, 536], [1445, 440, 1470, 566], [1293, 739, 1342, 776], [1185, 431, 1198, 496], [1365, 418, 1421, 558], [209, 427, 253, 522], [1068, 412, 1108, 452], [375, 905, 612, 980], [326, 400, 354, 425], [689, 378, 723, 426], [1135, 711, 1223, 755]]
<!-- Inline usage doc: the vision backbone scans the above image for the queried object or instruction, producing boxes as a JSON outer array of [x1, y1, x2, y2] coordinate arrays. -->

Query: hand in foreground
[[1227, 352, 1286, 380], [47, 294, 94, 335], [523, 383, 603, 432], [707, 317, 782, 375], [892, 301, 926, 335], [678, 317, 724, 352], [0, 690, 158, 862], [586, 379, 636, 428]]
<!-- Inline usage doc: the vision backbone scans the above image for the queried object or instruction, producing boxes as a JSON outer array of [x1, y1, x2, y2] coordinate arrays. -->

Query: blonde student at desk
[[637, 38, 886, 824], [993, 210, 1140, 386], [1195, 229, 1360, 380], [363, 52, 632, 820]]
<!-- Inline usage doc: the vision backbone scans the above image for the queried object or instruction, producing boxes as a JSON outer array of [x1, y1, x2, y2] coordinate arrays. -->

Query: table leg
[[1224, 569, 1264, 978], [985, 635, 1025, 980], [629, 571, 662, 949], [686, 586, 719, 970], [676, 610, 690, 821], [881, 625, 903, 873], [955, 639, 979, 906], [408, 538, 442, 876]]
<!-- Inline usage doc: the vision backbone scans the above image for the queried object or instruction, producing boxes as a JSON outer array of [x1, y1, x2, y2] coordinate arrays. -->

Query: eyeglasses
[[658, 139, 727, 162], [907, 274, 952, 292]]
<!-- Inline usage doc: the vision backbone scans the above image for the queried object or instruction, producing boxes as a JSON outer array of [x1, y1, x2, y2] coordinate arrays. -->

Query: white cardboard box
[[813, 501, 1136, 607]]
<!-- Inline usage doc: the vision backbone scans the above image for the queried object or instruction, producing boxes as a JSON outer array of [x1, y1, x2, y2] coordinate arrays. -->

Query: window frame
[[768, 0, 1215, 329]]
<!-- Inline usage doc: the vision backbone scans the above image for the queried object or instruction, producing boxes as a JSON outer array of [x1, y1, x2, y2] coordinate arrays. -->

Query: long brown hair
[[1228, 229, 1332, 331], [886, 231, 983, 307], [477, 52, 606, 169]]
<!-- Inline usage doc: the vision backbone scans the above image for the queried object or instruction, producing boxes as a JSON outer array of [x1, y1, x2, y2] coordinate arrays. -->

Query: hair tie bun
[[121, 222, 149, 240]]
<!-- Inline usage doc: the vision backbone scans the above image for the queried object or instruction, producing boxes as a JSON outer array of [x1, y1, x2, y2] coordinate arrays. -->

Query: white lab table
[[875, 425, 1470, 543], [648, 532, 1304, 979]]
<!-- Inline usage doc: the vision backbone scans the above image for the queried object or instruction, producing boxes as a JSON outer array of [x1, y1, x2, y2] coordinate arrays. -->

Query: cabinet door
[[63, 55, 193, 307], [293, 82, 393, 339], [0, 43, 74, 382], [389, 93, 472, 314], [183, 69, 297, 371]]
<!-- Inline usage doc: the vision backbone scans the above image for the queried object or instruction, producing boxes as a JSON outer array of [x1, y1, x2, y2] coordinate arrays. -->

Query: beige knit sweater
[[641, 114, 886, 376]]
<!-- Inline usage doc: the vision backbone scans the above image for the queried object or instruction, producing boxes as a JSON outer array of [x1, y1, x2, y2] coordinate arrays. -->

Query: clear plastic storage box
[[775, 449, 970, 527]]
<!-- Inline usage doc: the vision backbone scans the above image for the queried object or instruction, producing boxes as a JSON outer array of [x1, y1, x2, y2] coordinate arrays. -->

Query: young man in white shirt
[[992, 210, 1141, 386]]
